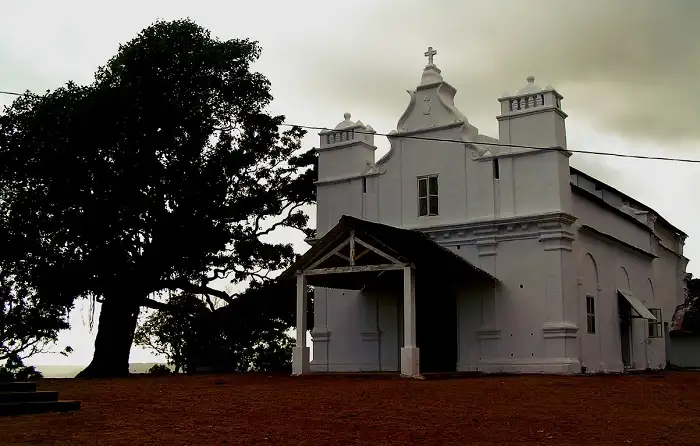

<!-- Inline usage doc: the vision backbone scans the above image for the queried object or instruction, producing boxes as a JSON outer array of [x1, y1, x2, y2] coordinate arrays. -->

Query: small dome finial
[[343, 112, 351, 120], [526, 76, 535, 84]]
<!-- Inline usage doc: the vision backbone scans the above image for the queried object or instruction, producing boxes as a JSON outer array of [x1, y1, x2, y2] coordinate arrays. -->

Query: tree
[[182, 280, 312, 374], [682, 277, 700, 332], [0, 267, 73, 381], [134, 292, 206, 373], [0, 19, 316, 378]]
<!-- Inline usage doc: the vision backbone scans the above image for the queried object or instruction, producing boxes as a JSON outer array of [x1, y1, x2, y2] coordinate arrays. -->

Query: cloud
[[293, 0, 700, 145]]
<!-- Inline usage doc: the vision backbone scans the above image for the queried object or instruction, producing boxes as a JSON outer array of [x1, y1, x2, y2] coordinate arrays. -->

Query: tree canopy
[[0, 19, 316, 377]]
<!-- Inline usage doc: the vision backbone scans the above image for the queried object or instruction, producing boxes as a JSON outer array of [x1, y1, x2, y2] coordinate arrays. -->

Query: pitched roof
[[279, 215, 497, 289]]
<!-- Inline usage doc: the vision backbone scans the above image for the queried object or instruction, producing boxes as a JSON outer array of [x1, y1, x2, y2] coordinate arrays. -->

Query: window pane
[[429, 196, 439, 215], [590, 296, 595, 314], [418, 197, 428, 216], [429, 176, 438, 194], [418, 178, 427, 198]]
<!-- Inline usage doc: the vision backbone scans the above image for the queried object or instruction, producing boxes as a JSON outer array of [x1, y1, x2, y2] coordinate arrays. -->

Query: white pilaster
[[400, 266, 420, 377], [292, 273, 310, 375]]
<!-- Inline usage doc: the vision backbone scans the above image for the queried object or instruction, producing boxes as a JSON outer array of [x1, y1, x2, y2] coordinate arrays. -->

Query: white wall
[[309, 67, 686, 375], [571, 192, 679, 373], [669, 336, 700, 368]]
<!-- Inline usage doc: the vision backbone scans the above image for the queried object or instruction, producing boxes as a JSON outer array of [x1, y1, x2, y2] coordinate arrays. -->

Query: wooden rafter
[[304, 263, 408, 276], [306, 238, 351, 271], [301, 230, 406, 279], [354, 237, 402, 264], [349, 230, 356, 266]]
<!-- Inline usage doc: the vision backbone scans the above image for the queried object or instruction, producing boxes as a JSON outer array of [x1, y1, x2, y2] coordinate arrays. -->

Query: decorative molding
[[476, 238, 497, 257], [310, 330, 331, 343], [416, 212, 577, 249], [542, 321, 579, 339], [476, 327, 501, 339], [496, 104, 568, 121], [315, 140, 377, 153], [539, 229, 576, 252], [360, 330, 381, 342], [315, 169, 383, 187]]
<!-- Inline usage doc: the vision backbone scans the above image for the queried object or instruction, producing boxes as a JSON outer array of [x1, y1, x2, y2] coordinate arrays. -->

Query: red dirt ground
[[2, 372, 700, 445]]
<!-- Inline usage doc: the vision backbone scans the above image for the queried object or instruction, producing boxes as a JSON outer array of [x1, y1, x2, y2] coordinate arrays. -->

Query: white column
[[292, 273, 310, 375], [400, 266, 420, 377]]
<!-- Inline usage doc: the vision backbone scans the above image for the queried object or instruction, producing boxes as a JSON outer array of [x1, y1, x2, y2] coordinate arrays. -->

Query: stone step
[[0, 382, 37, 393], [0, 391, 59, 403], [0, 400, 81, 416]]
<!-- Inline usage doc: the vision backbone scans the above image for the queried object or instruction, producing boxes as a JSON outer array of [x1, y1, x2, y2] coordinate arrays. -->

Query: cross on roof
[[424, 46, 437, 65]]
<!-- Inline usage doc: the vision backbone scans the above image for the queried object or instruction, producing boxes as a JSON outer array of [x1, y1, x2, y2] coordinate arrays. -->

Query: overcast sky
[[2, 0, 698, 367]]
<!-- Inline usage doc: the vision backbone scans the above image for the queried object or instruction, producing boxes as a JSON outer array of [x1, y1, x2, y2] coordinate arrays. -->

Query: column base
[[292, 346, 310, 375], [400, 347, 421, 378]]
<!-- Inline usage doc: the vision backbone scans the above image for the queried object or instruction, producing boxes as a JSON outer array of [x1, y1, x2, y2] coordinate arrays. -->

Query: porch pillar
[[401, 266, 420, 378], [292, 273, 310, 375]]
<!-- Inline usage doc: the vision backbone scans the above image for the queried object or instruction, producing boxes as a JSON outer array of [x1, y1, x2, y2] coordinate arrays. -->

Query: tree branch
[[140, 297, 197, 313], [157, 279, 234, 304], [254, 202, 304, 237]]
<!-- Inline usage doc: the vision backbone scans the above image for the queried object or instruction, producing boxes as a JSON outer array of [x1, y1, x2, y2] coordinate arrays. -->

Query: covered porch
[[278, 215, 498, 378]]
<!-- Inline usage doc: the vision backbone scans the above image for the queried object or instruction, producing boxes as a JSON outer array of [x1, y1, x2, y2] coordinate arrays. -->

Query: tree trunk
[[76, 297, 141, 378]]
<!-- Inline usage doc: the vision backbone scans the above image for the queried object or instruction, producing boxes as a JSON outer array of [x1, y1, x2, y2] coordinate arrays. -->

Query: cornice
[[316, 140, 377, 153], [315, 169, 383, 186], [419, 212, 578, 245], [496, 105, 568, 121]]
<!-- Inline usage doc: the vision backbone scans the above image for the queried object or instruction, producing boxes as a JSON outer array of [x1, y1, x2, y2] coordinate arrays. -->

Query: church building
[[281, 48, 689, 376]]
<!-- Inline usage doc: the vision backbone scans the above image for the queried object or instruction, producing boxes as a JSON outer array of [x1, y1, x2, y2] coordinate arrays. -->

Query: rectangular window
[[493, 158, 500, 179], [362, 177, 367, 193], [586, 295, 596, 334], [418, 175, 438, 217], [648, 308, 662, 338]]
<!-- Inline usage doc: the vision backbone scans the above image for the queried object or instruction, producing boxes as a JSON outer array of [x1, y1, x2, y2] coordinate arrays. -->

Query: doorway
[[415, 281, 457, 373], [619, 313, 632, 368]]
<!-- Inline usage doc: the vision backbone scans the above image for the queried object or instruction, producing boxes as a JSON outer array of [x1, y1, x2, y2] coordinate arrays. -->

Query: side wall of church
[[571, 192, 678, 373]]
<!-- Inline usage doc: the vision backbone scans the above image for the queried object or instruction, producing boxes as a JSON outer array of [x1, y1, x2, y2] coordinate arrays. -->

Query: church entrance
[[619, 314, 632, 368], [415, 280, 457, 373]]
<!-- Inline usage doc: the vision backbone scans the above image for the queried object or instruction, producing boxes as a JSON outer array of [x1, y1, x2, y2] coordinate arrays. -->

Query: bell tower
[[317, 113, 376, 183], [497, 76, 567, 150]]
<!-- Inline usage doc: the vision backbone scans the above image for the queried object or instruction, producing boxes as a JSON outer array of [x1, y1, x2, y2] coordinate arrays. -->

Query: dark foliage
[[682, 277, 700, 332], [146, 364, 173, 376], [134, 293, 207, 373], [183, 280, 313, 374], [0, 19, 316, 378], [0, 266, 73, 370], [0, 355, 43, 382]]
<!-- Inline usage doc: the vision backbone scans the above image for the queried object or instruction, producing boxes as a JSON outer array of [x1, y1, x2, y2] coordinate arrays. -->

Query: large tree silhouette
[[0, 19, 315, 378]]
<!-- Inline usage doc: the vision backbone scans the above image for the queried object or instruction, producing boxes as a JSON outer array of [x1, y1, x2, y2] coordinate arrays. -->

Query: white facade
[[300, 49, 688, 375]]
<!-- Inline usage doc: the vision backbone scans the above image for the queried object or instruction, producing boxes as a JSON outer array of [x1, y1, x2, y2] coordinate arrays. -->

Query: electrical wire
[[2, 90, 699, 164], [284, 124, 700, 163]]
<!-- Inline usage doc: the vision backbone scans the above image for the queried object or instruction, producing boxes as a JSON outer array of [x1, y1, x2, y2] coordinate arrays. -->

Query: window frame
[[648, 308, 663, 338], [586, 294, 596, 334], [417, 174, 439, 218]]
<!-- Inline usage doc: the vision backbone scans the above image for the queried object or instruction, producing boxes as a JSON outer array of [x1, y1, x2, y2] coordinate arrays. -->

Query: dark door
[[415, 280, 457, 373], [620, 315, 632, 368]]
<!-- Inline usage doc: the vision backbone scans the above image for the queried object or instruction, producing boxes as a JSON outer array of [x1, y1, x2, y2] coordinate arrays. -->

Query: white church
[[281, 48, 689, 377]]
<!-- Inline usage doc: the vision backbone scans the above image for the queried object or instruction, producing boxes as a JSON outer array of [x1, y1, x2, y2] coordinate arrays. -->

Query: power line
[[282, 124, 700, 164], [3, 90, 699, 164]]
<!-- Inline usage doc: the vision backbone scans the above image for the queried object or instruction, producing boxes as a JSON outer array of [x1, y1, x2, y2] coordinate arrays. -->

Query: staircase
[[0, 381, 80, 416]]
